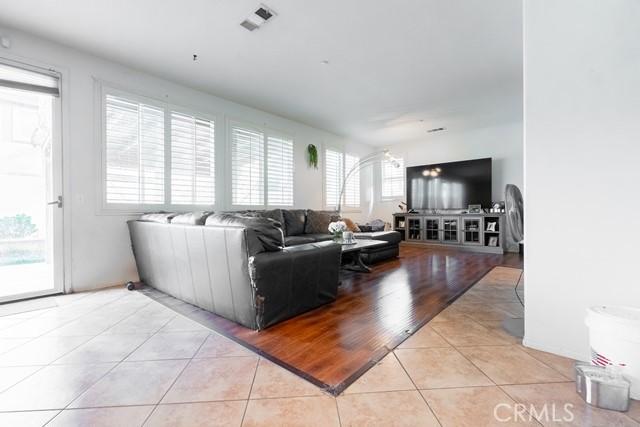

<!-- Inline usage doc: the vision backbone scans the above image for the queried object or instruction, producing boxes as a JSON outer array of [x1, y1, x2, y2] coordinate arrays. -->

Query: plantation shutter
[[382, 157, 405, 199], [105, 94, 165, 204], [267, 135, 294, 206], [325, 148, 344, 209], [170, 112, 215, 205], [231, 125, 264, 206], [344, 154, 360, 208]]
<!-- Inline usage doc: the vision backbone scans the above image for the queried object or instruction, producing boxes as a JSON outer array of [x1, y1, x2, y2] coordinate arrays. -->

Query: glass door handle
[[47, 196, 63, 208]]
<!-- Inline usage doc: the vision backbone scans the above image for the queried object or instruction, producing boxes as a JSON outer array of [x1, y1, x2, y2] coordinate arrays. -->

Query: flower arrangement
[[328, 221, 347, 240]]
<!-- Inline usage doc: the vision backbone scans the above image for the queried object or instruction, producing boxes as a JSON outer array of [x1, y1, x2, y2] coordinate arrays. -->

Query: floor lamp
[[336, 149, 400, 217]]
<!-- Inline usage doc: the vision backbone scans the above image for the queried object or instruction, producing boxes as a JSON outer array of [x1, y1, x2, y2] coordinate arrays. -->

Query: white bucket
[[585, 306, 640, 400]]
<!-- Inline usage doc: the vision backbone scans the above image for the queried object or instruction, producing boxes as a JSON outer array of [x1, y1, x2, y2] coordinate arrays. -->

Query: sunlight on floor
[[0, 262, 52, 299]]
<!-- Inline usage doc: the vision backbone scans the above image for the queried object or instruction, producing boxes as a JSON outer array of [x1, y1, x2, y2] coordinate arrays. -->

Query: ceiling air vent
[[240, 4, 276, 31], [427, 127, 447, 133]]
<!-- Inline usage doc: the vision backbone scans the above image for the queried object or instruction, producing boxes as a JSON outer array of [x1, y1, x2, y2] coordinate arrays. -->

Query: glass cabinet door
[[424, 217, 440, 241], [406, 217, 423, 241], [462, 217, 482, 245], [442, 217, 459, 243]]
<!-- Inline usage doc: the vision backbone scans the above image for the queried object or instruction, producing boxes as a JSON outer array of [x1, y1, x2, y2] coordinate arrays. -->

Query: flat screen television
[[406, 158, 492, 210]]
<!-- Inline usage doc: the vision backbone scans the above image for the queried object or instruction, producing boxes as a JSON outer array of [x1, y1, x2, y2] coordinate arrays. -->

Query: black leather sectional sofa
[[127, 209, 400, 330]]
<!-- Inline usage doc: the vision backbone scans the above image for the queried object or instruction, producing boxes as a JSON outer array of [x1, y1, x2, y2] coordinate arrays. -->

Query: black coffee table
[[339, 239, 387, 273]]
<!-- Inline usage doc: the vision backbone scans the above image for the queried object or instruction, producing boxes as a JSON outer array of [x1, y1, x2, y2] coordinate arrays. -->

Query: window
[[324, 148, 344, 209], [267, 135, 294, 206], [382, 157, 405, 199], [230, 123, 294, 207], [231, 125, 264, 206], [102, 89, 216, 209], [171, 112, 215, 205], [104, 94, 165, 205], [324, 149, 361, 210], [344, 154, 360, 208]]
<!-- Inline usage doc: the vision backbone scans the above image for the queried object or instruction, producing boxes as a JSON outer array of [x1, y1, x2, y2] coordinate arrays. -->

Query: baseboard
[[522, 335, 587, 363]]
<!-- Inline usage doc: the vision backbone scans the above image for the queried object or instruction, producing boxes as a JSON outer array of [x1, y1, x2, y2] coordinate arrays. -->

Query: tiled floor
[[0, 267, 638, 426]]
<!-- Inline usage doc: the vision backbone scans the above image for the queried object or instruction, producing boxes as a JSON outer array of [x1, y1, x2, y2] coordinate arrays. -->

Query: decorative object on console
[[491, 202, 505, 213], [488, 236, 498, 246], [307, 144, 318, 169], [486, 222, 497, 232], [337, 149, 400, 216], [468, 204, 482, 214]]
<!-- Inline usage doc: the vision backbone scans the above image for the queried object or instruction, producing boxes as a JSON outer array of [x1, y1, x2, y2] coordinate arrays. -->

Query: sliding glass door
[[0, 60, 63, 302]]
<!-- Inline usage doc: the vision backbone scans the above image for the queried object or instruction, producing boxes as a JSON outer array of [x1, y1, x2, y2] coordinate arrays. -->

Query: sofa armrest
[[249, 241, 341, 329]]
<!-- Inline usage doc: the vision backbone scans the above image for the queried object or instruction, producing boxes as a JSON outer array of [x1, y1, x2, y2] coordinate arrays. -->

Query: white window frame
[[227, 119, 295, 210], [97, 83, 218, 214], [323, 146, 361, 211], [381, 156, 405, 200]]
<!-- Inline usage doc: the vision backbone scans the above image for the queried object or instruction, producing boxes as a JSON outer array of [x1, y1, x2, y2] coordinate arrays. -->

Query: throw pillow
[[342, 217, 361, 232], [304, 210, 339, 234], [369, 219, 386, 231], [282, 209, 307, 236]]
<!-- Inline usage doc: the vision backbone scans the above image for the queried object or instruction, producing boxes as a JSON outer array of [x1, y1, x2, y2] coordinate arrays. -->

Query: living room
[[0, 1, 638, 426]]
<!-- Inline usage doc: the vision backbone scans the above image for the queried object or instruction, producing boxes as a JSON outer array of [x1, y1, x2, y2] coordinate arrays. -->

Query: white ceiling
[[0, 0, 522, 145]]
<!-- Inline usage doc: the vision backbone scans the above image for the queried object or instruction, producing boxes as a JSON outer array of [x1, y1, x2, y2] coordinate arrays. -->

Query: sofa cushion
[[284, 235, 316, 246], [304, 233, 334, 242], [282, 209, 307, 236], [258, 209, 284, 226], [304, 210, 339, 234], [354, 231, 402, 245], [139, 212, 178, 223], [205, 214, 284, 253], [171, 211, 214, 225]]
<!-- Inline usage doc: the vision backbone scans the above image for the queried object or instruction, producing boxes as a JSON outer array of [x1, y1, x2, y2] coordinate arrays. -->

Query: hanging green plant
[[307, 144, 318, 169]]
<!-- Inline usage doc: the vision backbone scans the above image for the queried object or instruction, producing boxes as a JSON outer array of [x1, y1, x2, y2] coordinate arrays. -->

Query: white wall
[[368, 122, 523, 222], [0, 25, 372, 292], [523, 0, 640, 360]]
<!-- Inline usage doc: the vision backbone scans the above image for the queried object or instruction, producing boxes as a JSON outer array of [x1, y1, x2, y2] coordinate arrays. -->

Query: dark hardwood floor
[[144, 245, 523, 395]]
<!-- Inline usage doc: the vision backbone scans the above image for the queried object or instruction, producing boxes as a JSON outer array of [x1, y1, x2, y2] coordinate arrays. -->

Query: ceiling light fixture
[[240, 4, 276, 31]]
